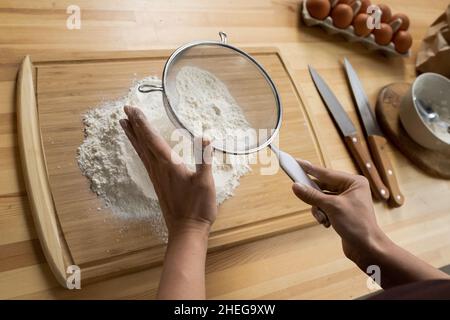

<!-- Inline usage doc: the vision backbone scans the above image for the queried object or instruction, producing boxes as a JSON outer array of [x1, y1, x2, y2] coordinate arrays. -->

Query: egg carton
[[302, 0, 409, 57]]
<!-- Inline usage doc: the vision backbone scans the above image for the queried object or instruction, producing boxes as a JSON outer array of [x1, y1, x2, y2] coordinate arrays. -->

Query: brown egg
[[373, 23, 393, 45], [306, 0, 331, 20], [391, 13, 410, 31], [378, 4, 392, 23], [338, 0, 355, 5], [331, 4, 354, 29], [353, 13, 372, 37], [358, 0, 371, 13], [393, 30, 412, 53]]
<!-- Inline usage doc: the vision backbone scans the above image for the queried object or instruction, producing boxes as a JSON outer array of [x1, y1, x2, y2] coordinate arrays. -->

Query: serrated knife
[[343, 58, 404, 207], [308, 65, 390, 201]]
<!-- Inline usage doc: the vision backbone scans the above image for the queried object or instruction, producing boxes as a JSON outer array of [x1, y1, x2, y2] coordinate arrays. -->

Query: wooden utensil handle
[[344, 133, 390, 200], [367, 135, 404, 207]]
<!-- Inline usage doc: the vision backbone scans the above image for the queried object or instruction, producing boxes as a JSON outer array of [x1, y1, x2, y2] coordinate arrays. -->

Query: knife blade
[[308, 65, 389, 201], [343, 58, 404, 207]]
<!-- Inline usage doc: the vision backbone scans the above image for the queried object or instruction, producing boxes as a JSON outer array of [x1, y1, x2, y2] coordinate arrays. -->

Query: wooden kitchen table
[[1, 0, 449, 299]]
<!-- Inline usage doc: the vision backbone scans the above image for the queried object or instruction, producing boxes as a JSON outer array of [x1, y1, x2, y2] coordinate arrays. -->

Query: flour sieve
[[138, 32, 330, 227]]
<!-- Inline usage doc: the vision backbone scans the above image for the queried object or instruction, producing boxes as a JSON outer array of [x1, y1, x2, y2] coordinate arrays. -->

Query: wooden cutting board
[[17, 48, 325, 287]]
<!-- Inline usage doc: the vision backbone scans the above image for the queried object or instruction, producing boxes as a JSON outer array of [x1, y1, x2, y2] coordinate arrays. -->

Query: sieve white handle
[[270, 145, 331, 228]]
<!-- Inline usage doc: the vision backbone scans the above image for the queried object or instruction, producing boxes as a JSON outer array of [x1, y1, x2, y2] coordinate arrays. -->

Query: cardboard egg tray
[[302, 0, 409, 57]]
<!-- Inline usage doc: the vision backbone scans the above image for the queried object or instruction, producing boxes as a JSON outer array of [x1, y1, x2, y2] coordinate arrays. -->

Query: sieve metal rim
[[141, 32, 283, 155]]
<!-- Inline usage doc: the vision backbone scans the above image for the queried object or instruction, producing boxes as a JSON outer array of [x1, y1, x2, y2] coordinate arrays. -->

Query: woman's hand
[[120, 105, 218, 238], [121, 105, 218, 299], [292, 160, 449, 288], [292, 160, 388, 268]]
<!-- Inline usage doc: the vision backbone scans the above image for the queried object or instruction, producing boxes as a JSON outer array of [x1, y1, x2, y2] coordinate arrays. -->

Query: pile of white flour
[[77, 67, 252, 241]]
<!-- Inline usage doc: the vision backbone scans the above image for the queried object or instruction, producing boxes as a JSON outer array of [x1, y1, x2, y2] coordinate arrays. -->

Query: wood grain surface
[[17, 56, 70, 287], [1, 0, 450, 300]]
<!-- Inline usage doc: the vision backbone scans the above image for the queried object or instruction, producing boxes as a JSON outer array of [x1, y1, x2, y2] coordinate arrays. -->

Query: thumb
[[292, 182, 330, 208], [195, 138, 213, 178]]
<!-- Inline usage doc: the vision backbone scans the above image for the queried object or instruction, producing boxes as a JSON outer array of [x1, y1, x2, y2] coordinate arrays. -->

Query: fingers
[[124, 106, 173, 161], [312, 207, 331, 228], [292, 182, 331, 209], [195, 138, 213, 179], [119, 119, 144, 158], [293, 181, 334, 228], [296, 159, 355, 192], [119, 119, 155, 167], [310, 178, 338, 195]]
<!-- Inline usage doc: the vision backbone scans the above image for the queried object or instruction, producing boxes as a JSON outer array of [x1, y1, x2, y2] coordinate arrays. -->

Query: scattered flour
[[77, 69, 252, 242]]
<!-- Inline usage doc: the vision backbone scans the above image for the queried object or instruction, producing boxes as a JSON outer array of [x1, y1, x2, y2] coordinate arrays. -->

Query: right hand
[[292, 160, 390, 268]]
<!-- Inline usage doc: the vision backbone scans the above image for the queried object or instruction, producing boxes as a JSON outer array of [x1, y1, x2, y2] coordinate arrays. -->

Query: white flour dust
[[77, 67, 252, 241], [175, 66, 253, 145]]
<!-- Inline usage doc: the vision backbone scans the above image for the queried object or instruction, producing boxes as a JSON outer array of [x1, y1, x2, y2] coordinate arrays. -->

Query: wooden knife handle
[[367, 135, 404, 207], [344, 133, 390, 201]]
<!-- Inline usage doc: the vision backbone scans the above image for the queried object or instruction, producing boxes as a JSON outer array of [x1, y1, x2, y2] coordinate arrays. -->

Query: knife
[[308, 65, 390, 201], [343, 58, 404, 207]]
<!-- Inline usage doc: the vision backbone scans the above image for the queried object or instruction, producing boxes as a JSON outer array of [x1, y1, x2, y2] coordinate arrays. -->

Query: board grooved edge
[[16, 56, 70, 288]]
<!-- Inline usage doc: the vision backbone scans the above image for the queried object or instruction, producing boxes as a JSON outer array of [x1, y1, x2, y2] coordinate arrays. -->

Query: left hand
[[120, 106, 218, 238]]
